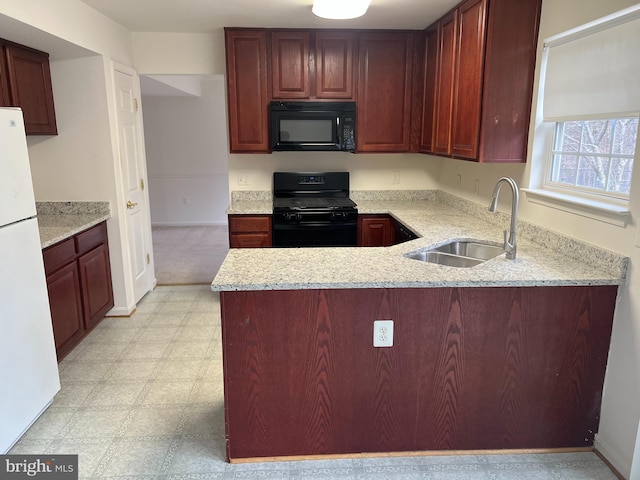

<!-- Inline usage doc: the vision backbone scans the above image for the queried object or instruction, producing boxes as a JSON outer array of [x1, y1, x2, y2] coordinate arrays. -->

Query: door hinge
[[140, 178, 145, 191], [134, 98, 139, 112], [146, 253, 151, 265]]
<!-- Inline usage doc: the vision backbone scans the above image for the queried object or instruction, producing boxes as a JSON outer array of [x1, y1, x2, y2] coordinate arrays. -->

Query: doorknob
[[127, 201, 138, 209]]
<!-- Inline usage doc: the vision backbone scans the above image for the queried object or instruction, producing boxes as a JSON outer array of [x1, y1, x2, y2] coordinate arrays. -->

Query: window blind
[[543, 5, 640, 121]]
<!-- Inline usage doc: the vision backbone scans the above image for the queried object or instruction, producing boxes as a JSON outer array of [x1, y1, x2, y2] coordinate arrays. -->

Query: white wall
[[132, 32, 225, 75], [142, 77, 229, 226], [0, 0, 144, 314], [437, 0, 640, 476], [229, 153, 443, 192]]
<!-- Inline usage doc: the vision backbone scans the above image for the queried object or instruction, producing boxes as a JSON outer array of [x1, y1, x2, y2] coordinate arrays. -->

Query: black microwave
[[269, 101, 356, 152]]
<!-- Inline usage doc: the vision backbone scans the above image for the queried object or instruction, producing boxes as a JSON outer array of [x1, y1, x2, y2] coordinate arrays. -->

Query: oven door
[[272, 212, 357, 247]]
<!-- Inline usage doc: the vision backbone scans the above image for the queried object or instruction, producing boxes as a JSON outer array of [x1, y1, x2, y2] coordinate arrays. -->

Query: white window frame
[[523, 7, 640, 227], [544, 116, 637, 201]]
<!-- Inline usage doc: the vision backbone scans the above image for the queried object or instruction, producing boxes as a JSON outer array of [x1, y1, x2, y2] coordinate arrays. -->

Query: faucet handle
[[503, 229, 509, 248]]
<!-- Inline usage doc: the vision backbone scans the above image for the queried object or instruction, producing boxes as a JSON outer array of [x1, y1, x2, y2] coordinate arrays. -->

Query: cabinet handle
[[127, 201, 138, 209]]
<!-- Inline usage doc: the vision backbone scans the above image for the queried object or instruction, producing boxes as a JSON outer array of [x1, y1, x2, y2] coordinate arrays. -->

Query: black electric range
[[272, 172, 358, 247]]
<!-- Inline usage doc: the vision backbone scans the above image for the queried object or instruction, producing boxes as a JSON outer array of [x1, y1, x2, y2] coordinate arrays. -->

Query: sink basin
[[430, 240, 505, 261], [406, 240, 504, 268]]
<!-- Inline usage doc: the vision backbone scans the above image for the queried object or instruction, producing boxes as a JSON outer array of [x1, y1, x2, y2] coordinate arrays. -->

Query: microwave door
[[273, 112, 340, 151]]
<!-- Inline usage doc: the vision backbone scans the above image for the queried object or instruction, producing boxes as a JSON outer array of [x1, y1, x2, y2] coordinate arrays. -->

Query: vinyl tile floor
[[11, 285, 620, 480]]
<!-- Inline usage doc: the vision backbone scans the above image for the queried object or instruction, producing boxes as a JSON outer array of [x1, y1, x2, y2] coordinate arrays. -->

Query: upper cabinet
[[422, 0, 542, 163], [225, 29, 270, 153], [315, 31, 355, 100], [271, 30, 355, 100], [0, 40, 57, 135], [357, 32, 414, 153], [271, 31, 311, 99], [419, 26, 438, 153]]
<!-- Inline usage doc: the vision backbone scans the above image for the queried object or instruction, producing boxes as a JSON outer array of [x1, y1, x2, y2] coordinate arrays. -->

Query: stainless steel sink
[[406, 240, 504, 268]]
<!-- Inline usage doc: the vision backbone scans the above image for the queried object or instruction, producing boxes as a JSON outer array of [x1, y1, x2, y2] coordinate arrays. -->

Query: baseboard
[[105, 304, 136, 317], [151, 221, 228, 227], [594, 436, 632, 480]]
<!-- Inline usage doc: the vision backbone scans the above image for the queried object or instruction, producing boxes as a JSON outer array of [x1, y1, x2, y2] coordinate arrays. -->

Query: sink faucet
[[488, 177, 519, 260]]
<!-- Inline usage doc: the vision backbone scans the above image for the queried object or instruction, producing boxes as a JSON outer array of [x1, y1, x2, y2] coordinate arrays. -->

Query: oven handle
[[273, 221, 356, 230]]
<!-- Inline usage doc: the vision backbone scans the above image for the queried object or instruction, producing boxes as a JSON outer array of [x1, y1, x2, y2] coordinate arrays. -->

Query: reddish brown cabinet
[[221, 285, 617, 460], [0, 39, 57, 135], [419, 26, 439, 153], [43, 222, 114, 360], [357, 32, 414, 152], [451, 0, 487, 159], [271, 30, 356, 100], [228, 215, 272, 248], [271, 31, 311, 99], [358, 215, 395, 247], [314, 31, 355, 100], [423, 0, 541, 162], [225, 29, 270, 153], [432, 11, 458, 156], [44, 243, 84, 358]]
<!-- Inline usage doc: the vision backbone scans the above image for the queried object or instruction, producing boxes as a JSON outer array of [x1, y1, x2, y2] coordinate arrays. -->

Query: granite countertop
[[212, 191, 628, 292], [37, 202, 112, 249]]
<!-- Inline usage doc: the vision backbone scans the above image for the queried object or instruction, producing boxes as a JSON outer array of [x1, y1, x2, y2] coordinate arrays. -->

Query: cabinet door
[[0, 49, 9, 106], [478, 0, 541, 163], [357, 32, 414, 152], [271, 31, 310, 99], [419, 26, 439, 153], [230, 233, 272, 248], [433, 12, 457, 156], [315, 31, 355, 100], [358, 216, 395, 247], [78, 243, 114, 331], [4, 44, 57, 135], [451, 0, 487, 159], [225, 29, 270, 152], [47, 262, 84, 360]]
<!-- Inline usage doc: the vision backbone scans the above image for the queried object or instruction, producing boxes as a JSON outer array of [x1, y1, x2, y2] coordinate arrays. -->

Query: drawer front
[[43, 237, 76, 275], [229, 215, 271, 233], [76, 222, 108, 255]]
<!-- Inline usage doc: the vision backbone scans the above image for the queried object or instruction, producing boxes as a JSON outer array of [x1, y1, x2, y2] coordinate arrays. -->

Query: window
[[524, 5, 640, 225], [548, 117, 638, 199]]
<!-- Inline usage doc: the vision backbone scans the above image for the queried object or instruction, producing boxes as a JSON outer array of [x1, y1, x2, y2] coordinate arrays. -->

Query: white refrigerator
[[0, 108, 60, 453]]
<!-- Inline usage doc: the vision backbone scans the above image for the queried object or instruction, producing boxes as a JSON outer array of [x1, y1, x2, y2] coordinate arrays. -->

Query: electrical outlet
[[392, 171, 400, 184], [373, 320, 394, 347], [474, 179, 480, 196], [182, 196, 191, 205], [238, 174, 249, 185]]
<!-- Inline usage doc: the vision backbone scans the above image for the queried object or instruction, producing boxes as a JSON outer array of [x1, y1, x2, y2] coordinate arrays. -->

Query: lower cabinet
[[229, 215, 272, 248], [43, 221, 114, 360], [358, 215, 418, 247], [358, 215, 395, 247]]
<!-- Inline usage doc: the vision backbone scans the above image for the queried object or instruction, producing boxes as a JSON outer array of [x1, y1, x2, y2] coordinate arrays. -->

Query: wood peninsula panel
[[221, 286, 617, 460]]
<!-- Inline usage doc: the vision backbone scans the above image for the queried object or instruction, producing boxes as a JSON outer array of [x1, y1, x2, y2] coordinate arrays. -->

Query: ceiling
[[80, 0, 459, 33]]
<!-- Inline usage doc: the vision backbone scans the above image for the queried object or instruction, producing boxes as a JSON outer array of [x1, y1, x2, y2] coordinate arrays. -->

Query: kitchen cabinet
[[432, 11, 458, 156], [358, 215, 395, 247], [43, 222, 114, 360], [224, 29, 270, 153], [357, 32, 414, 152], [423, 0, 542, 162], [228, 215, 272, 248], [419, 25, 439, 153], [315, 31, 356, 100], [221, 285, 617, 459], [271, 30, 356, 101], [359, 215, 419, 246], [0, 39, 57, 135]]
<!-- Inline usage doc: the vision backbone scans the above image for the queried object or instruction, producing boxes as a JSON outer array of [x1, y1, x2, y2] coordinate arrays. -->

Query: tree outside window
[[550, 117, 638, 198]]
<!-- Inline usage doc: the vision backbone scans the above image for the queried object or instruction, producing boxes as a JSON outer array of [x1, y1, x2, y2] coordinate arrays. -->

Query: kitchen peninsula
[[211, 191, 627, 462]]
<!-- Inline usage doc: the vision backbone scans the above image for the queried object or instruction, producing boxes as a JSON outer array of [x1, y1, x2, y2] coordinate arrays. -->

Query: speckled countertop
[[212, 190, 628, 291], [37, 202, 111, 249]]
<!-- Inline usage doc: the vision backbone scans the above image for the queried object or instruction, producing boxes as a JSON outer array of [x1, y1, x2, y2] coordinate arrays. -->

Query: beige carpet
[[152, 225, 229, 285]]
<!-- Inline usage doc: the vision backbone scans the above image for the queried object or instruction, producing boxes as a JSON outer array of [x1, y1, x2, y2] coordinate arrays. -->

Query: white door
[[114, 67, 154, 303]]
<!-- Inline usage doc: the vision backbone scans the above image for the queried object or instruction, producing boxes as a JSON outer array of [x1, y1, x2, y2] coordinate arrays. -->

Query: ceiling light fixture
[[312, 0, 371, 20]]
